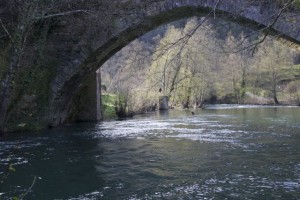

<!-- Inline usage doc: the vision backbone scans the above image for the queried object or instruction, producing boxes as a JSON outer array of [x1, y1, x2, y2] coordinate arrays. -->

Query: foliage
[[102, 92, 135, 119], [285, 80, 300, 105], [251, 38, 295, 103], [102, 94, 118, 119], [101, 17, 299, 109]]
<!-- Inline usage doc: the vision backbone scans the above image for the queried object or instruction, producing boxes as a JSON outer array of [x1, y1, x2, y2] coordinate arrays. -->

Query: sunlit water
[[1, 105, 300, 199]]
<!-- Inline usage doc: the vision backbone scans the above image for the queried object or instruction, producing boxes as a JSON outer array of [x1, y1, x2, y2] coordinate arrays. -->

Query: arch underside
[[49, 5, 300, 126]]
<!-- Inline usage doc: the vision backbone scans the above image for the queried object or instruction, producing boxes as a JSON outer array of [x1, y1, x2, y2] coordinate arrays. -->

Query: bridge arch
[[49, 1, 300, 127]]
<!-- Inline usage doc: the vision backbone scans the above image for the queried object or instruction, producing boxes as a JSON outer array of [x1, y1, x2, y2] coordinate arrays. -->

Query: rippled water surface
[[1, 105, 300, 199]]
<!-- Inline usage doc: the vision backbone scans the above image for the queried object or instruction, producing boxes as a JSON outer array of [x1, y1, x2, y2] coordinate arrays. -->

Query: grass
[[101, 93, 117, 119]]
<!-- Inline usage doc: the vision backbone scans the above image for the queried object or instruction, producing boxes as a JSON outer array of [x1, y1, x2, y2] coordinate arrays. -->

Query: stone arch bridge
[[47, 0, 300, 127]]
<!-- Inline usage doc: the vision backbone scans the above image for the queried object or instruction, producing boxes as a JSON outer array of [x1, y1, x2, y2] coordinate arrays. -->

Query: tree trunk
[[0, 68, 15, 133], [0, 48, 21, 133], [182, 100, 189, 109], [273, 93, 279, 104], [183, 86, 192, 108], [168, 59, 182, 97], [240, 70, 246, 103], [0, 95, 10, 133], [272, 85, 279, 104], [195, 97, 204, 108]]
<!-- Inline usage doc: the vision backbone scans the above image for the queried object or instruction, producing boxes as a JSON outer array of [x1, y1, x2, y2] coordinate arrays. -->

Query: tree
[[0, 1, 41, 132], [0, 0, 98, 132], [219, 32, 254, 103], [253, 38, 294, 104], [100, 13, 298, 112], [175, 18, 217, 108]]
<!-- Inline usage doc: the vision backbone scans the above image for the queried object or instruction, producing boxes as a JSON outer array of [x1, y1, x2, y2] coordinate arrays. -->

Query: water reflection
[[0, 105, 300, 199]]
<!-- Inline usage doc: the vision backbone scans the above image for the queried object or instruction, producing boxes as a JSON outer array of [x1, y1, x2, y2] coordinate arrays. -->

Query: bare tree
[[0, 0, 98, 132]]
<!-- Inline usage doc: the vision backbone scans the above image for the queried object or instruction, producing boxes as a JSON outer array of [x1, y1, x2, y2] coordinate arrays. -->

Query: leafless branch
[[36, 9, 96, 19], [0, 17, 14, 43], [213, 0, 222, 19], [18, 176, 37, 200], [251, 0, 295, 55], [150, 0, 224, 61]]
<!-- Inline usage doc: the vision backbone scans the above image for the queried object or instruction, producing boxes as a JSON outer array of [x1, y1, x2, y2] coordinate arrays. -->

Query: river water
[[0, 105, 300, 200]]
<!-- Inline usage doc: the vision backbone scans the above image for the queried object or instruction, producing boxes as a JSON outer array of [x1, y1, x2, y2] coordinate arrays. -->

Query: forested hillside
[[101, 17, 300, 115]]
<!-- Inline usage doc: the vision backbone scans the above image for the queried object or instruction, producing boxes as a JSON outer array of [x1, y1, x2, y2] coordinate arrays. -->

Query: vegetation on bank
[[102, 94, 118, 119], [102, 92, 142, 119], [101, 17, 300, 115]]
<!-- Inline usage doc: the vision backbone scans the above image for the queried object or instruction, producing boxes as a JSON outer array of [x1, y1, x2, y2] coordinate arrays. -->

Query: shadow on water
[[0, 105, 300, 199], [0, 123, 106, 199]]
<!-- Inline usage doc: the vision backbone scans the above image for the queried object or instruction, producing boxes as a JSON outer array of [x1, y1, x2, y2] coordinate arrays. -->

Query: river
[[0, 105, 300, 199]]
